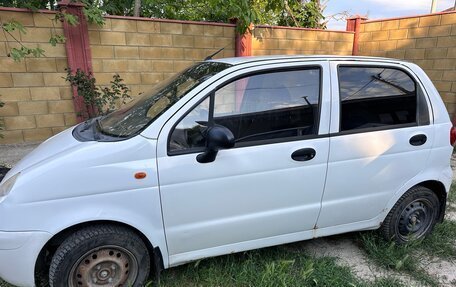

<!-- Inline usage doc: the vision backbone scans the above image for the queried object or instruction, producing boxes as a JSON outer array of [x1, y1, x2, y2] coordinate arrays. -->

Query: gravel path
[[0, 142, 40, 167]]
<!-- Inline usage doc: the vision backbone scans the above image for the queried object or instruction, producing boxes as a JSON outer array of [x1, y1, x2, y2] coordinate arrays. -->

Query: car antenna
[[204, 47, 225, 61]]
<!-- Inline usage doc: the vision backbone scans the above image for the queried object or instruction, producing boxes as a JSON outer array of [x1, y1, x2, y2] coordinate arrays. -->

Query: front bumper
[[0, 231, 52, 287]]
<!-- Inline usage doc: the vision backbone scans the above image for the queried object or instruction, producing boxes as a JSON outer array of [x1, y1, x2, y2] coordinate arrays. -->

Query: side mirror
[[196, 125, 235, 163]]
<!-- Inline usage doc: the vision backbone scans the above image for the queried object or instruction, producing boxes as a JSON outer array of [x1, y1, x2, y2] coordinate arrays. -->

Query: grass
[[357, 181, 456, 286], [421, 220, 456, 259], [358, 232, 438, 287], [0, 279, 12, 287], [155, 244, 403, 287], [1, 245, 405, 287], [358, 220, 456, 286]]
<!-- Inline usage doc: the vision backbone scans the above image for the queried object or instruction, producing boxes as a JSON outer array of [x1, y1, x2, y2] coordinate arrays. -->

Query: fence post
[[230, 19, 252, 57], [346, 15, 368, 56], [58, 0, 93, 123]]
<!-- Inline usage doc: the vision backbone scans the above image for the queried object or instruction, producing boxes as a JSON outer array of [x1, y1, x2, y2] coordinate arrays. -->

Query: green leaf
[[49, 34, 66, 46], [30, 47, 45, 57], [2, 20, 27, 34], [82, 2, 105, 26], [63, 12, 79, 26], [9, 47, 28, 62]]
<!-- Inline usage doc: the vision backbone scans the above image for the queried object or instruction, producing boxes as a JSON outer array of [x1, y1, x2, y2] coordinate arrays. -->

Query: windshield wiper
[[93, 118, 102, 140]]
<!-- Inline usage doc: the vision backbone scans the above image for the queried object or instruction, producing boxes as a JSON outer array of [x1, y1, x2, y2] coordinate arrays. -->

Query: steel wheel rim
[[396, 198, 435, 241], [68, 245, 139, 287]]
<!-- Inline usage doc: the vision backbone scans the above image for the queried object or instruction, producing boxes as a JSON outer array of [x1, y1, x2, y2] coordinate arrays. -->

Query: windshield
[[98, 61, 231, 137]]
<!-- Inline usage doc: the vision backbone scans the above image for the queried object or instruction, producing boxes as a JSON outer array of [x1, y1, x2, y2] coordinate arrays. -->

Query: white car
[[0, 56, 453, 287]]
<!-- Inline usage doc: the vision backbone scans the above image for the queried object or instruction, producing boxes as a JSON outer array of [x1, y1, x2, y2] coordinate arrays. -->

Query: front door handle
[[409, 134, 427, 146], [291, 148, 316, 161]]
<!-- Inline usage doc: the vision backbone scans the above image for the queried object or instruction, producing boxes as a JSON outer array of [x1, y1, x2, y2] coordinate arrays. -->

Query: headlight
[[0, 172, 20, 198]]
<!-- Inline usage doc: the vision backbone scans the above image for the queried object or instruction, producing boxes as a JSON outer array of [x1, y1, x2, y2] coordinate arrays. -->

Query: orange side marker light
[[135, 172, 147, 179]]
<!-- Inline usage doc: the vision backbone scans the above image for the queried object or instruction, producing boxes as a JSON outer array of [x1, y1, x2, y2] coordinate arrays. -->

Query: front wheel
[[381, 186, 440, 244], [49, 225, 150, 287]]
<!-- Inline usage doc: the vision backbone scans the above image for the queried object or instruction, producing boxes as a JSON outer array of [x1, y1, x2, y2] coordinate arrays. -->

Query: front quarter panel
[[0, 136, 168, 267]]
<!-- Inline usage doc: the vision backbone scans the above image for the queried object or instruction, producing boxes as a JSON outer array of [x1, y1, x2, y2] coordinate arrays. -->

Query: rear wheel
[[381, 186, 440, 244], [49, 224, 150, 287]]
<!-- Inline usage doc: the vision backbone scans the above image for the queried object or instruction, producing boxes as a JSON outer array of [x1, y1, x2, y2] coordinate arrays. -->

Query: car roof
[[210, 55, 410, 66]]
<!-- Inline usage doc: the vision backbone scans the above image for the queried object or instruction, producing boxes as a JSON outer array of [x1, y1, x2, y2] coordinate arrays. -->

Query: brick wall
[[89, 17, 236, 97], [252, 26, 354, 56], [0, 10, 75, 144], [358, 12, 456, 116]]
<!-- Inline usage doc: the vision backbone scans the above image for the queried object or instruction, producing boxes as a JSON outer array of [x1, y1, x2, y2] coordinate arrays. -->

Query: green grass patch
[[358, 231, 445, 287], [421, 220, 456, 258], [0, 278, 13, 287], [1, 244, 404, 287], [155, 244, 404, 287]]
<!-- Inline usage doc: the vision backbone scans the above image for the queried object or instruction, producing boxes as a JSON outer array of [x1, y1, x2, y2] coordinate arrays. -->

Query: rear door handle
[[291, 148, 316, 161], [409, 134, 427, 146]]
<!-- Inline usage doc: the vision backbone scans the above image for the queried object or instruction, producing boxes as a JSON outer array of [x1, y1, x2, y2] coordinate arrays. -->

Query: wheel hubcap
[[397, 199, 434, 241], [69, 245, 138, 287]]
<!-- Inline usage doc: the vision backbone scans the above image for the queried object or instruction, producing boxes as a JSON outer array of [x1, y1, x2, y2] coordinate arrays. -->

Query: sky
[[324, 0, 456, 30]]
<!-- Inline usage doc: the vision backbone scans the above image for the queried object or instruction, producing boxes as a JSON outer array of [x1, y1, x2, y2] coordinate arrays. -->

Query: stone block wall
[[252, 26, 354, 56], [0, 10, 75, 143], [89, 17, 236, 97], [358, 12, 456, 116]]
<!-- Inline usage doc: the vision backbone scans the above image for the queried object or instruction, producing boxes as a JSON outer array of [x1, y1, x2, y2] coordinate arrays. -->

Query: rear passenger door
[[316, 61, 433, 229]]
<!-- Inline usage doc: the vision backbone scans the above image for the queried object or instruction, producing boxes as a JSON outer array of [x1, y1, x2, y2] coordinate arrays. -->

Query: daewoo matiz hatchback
[[0, 56, 453, 287]]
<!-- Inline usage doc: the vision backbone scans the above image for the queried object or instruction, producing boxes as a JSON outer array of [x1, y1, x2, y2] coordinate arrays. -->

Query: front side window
[[338, 66, 429, 132], [169, 68, 321, 153]]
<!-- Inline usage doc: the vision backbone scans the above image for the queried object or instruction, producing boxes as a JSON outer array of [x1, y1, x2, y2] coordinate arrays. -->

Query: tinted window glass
[[338, 67, 425, 131], [213, 69, 320, 143], [169, 68, 321, 153]]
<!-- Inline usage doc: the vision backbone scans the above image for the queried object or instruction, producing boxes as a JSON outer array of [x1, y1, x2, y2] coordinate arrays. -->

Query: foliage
[[0, 0, 57, 10], [0, 0, 325, 58], [0, 20, 44, 61], [98, 0, 325, 33], [80, 0, 105, 26], [157, 244, 404, 287], [275, 0, 326, 28], [357, 231, 448, 286], [449, 182, 456, 208], [65, 69, 132, 119], [0, 0, 105, 62]]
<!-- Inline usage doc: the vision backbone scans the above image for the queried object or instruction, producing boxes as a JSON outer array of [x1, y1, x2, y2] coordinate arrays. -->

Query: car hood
[[4, 127, 86, 181]]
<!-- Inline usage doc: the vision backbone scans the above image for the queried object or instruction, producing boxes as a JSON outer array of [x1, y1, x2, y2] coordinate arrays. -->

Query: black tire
[[49, 224, 150, 287], [381, 186, 440, 244]]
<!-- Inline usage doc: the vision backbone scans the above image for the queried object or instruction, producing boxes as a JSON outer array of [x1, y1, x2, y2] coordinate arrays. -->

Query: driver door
[[156, 62, 331, 265]]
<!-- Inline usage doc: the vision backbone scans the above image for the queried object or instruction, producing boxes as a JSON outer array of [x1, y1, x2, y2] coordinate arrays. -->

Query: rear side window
[[338, 66, 429, 132]]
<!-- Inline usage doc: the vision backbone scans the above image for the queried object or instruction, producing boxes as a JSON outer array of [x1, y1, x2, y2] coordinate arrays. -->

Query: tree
[[133, 0, 141, 17], [95, 0, 325, 33], [0, 0, 58, 10], [0, 0, 325, 61]]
